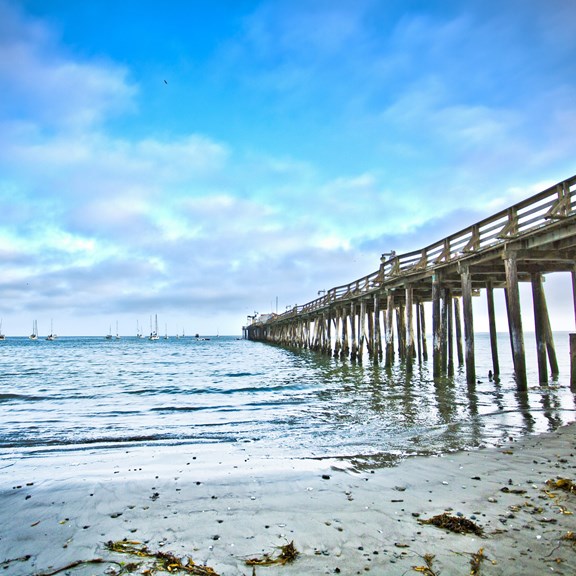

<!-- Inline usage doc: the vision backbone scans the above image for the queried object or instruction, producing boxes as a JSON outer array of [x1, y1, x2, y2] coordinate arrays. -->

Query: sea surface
[[0, 333, 575, 470]]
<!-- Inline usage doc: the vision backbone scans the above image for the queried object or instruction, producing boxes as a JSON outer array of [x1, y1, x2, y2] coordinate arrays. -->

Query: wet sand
[[1, 424, 576, 575]]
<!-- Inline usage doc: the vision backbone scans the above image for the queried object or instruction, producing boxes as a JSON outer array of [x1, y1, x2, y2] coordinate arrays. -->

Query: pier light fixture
[[380, 251, 396, 262]]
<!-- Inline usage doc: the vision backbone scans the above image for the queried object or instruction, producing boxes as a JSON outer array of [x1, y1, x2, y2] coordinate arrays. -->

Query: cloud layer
[[0, 0, 575, 335]]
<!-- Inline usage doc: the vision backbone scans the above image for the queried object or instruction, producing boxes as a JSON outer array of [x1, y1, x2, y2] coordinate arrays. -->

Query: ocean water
[[0, 333, 575, 470]]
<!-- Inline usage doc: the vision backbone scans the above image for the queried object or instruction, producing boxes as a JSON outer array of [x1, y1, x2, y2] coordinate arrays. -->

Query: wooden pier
[[244, 175, 576, 389]]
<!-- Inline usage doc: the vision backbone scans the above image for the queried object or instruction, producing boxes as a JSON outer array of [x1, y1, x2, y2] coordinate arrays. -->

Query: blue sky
[[0, 0, 575, 337]]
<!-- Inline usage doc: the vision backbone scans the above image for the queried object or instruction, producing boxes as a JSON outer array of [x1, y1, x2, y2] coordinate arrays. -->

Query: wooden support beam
[[531, 272, 548, 383], [572, 267, 576, 329], [447, 290, 454, 376], [486, 281, 500, 377], [571, 333, 576, 390], [350, 303, 357, 361], [374, 294, 382, 364], [406, 286, 415, 367], [432, 273, 442, 377], [504, 252, 527, 389], [366, 302, 374, 361], [325, 310, 332, 356], [420, 303, 428, 362], [359, 300, 366, 364], [341, 305, 349, 360], [313, 316, 320, 351], [416, 298, 422, 363], [441, 288, 449, 374], [453, 297, 464, 366], [396, 304, 406, 360], [541, 278, 559, 376], [460, 265, 476, 385], [385, 292, 395, 367], [333, 309, 341, 358]]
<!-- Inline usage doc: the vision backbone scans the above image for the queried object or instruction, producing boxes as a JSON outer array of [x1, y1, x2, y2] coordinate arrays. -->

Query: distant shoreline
[[0, 329, 572, 338]]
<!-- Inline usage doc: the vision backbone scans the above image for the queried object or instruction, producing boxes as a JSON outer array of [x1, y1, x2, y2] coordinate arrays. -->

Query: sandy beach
[[2, 423, 576, 576]]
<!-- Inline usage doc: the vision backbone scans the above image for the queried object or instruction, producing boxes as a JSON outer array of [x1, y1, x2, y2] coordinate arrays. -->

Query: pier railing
[[271, 175, 576, 321]]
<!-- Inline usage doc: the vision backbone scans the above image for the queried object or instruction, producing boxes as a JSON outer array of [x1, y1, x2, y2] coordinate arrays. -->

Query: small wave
[[1, 433, 241, 451], [150, 406, 207, 413], [126, 387, 184, 396], [0, 393, 47, 402], [0, 434, 165, 449]]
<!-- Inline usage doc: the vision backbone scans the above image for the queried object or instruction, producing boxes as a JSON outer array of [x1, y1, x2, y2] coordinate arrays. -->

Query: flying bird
[[164, 79, 168, 84]]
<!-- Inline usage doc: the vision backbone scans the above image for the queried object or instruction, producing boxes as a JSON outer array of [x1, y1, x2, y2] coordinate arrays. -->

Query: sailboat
[[0, 319, 5, 340], [29, 320, 38, 340], [106, 325, 113, 340], [46, 319, 57, 340], [136, 320, 143, 339], [163, 324, 169, 340], [115, 321, 120, 340], [149, 314, 159, 340]]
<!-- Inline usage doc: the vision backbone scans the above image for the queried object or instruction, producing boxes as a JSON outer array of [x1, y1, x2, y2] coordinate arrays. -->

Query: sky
[[0, 0, 575, 337]]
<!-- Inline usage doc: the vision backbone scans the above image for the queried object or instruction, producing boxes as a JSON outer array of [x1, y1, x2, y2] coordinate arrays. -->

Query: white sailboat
[[149, 314, 159, 340], [163, 323, 169, 340], [115, 321, 120, 340], [106, 324, 113, 340], [29, 320, 38, 340], [0, 319, 5, 340], [46, 319, 57, 340]]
